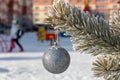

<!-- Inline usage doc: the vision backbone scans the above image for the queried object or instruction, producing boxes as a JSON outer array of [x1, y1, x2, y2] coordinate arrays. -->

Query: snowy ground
[[0, 32, 104, 80]]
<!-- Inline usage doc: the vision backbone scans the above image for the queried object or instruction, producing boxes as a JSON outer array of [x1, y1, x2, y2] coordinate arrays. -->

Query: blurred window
[[78, 0, 81, 2], [69, 0, 73, 2], [35, 18, 39, 21], [44, 6, 48, 10], [34, 13, 39, 16], [45, 12, 48, 16], [96, 5, 106, 9], [113, 5, 118, 8], [96, 0, 108, 2], [113, 0, 118, 2], [35, 0, 40, 3], [44, 0, 49, 3], [35, 6, 39, 10]]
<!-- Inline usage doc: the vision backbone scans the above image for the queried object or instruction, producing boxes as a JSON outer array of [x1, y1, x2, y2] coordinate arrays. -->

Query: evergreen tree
[[45, 0, 120, 80]]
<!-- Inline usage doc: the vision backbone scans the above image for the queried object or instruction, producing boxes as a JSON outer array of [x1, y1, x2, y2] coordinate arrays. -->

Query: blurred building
[[32, 0, 52, 24], [0, 0, 32, 27], [33, 0, 119, 24], [0, 0, 119, 25]]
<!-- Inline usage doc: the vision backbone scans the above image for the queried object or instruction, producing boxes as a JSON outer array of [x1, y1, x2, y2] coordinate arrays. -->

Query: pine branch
[[109, 11, 120, 34], [92, 55, 120, 80], [45, 0, 120, 55], [44, 0, 120, 80]]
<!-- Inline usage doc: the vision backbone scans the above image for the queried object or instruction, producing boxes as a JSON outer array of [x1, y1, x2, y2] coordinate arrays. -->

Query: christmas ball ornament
[[42, 45, 70, 74]]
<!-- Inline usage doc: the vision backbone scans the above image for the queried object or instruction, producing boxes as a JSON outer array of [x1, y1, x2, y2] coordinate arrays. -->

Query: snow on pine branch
[[92, 55, 120, 80], [45, 0, 120, 55], [44, 0, 120, 80], [109, 11, 120, 34]]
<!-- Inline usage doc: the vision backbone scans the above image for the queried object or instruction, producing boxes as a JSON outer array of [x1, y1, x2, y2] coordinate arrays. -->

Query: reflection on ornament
[[42, 45, 70, 74]]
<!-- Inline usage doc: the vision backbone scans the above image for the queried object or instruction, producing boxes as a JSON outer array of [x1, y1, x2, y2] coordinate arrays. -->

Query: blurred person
[[8, 20, 24, 52], [83, 1, 92, 15]]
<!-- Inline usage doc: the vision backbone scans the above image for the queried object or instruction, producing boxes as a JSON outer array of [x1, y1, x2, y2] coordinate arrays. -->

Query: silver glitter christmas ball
[[42, 45, 70, 74]]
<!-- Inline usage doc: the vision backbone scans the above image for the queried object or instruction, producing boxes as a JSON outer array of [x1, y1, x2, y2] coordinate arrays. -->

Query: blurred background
[[0, 0, 119, 52]]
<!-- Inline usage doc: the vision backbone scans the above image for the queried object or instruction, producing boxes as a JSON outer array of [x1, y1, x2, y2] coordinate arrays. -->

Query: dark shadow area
[[0, 68, 9, 73], [0, 56, 41, 61]]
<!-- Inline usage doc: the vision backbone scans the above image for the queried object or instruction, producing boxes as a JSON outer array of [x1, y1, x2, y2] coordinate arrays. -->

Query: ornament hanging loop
[[54, 28, 60, 46]]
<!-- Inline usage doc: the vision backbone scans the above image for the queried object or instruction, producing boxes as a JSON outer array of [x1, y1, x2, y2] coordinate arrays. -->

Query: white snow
[[0, 32, 104, 80]]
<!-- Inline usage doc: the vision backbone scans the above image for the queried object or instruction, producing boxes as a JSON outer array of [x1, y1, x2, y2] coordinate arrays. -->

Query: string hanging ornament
[[42, 28, 70, 74]]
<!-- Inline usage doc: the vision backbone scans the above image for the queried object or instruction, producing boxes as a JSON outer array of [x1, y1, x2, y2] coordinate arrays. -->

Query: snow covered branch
[[45, 0, 120, 80], [45, 0, 120, 55]]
